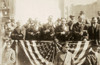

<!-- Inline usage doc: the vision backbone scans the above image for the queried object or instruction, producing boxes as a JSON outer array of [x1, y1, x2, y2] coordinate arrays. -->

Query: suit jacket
[[68, 20, 74, 31], [55, 24, 69, 42], [72, 22, 86, 41], [96, 24, 100, 41], [25, 28, 34, 40], [73, 22, 85, 33], [11, 27, 23, 40], [97, 17, 100, 24], [40, 24, 54, 40], [88, 24, 100, 41]]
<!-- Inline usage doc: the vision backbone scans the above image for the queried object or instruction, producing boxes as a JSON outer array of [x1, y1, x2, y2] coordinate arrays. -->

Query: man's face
[[7, 45, 11, 48], [61, 19, 66, 25], [58, 21, 61, 25], [28, 18, 33, 24], [29, 20, 33, 24], [92, 18, 97, 24], [48, 16, 53, 22], [71, 17, 74, 20], [78, 17, 83, 23], [92, 46, 98, 52], [80, 11, 84, 15], [62, 44, 69, 53], [16, 22, 21, 27], [7, 42, 11, 48]]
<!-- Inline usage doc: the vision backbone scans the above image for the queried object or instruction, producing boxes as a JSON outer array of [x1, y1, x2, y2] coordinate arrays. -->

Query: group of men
[[2, 11, 100, 65], [5, 11, 98, 43]]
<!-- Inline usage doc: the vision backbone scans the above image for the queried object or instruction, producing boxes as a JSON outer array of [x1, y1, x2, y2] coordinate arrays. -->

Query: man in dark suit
[[32, 21, 41, 40], [72, 16, 88, 41], [40, 21, 55, 40], [11, 22, 23, 40], [40, 16, 55, 40], [67, 15, 75, 41], [88, 17, 100, 45], [97, 11, 100, 44], [97, 11, 100, 24], [68, 15, 75, 31], [25, 24, 35, 40], [55, 18, 69, 42]]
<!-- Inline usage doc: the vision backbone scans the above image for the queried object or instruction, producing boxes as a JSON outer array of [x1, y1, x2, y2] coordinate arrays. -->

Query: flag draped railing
[[12, 40, 56, 65], [3, 40, 92, 65]]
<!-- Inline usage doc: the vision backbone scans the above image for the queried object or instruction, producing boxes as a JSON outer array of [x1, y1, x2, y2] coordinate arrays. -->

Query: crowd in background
[[2, 11, 100, 43], [2, 11, 100, 44], [1, 11, 100, 41]]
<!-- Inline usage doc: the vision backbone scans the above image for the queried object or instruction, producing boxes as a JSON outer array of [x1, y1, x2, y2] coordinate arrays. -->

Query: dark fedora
[[69, 15, 75, 18]]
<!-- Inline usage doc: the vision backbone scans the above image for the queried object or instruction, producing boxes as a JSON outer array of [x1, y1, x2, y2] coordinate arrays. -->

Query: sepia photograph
[[0, 0, 100, 65]]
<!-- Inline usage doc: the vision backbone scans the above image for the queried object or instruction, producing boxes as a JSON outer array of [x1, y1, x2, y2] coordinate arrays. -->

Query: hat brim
[[70, 16, 75, 17]]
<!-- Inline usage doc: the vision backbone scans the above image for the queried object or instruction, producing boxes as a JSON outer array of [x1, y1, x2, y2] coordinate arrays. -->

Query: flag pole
[[52, 43, 56, 65], [16, 40, 19, 65]]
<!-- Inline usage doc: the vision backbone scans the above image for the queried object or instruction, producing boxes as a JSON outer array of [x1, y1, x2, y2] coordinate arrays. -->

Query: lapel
[[75, 22, 79, 30]]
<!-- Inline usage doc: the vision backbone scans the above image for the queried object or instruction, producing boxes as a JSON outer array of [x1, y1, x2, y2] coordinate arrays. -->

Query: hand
[[83, 30, 87, 32], [80, 32, 83, 35], [30, 32, 34, 35], [50, 34, 54, 36], [61, 32, 65, 34], [19, 35, 22, 37], [45, 30, 50, 32], [54, 38, 59, 43], [37, 32, 40, 34], [82, 39, 87, 43]]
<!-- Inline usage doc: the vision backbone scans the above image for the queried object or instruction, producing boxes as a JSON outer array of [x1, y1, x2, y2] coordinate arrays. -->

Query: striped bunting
[[55, 41, 92, 65], [13, 40, 56, 65], [11, 40, 92, 65], [72, 41, 91, 65]]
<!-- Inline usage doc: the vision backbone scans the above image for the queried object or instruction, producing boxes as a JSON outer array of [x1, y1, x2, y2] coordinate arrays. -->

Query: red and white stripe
[[72, 41, 91, 65]]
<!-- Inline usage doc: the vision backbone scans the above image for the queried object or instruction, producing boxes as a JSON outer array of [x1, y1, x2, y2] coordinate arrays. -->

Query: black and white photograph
[[0, 0, 100, 65]]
